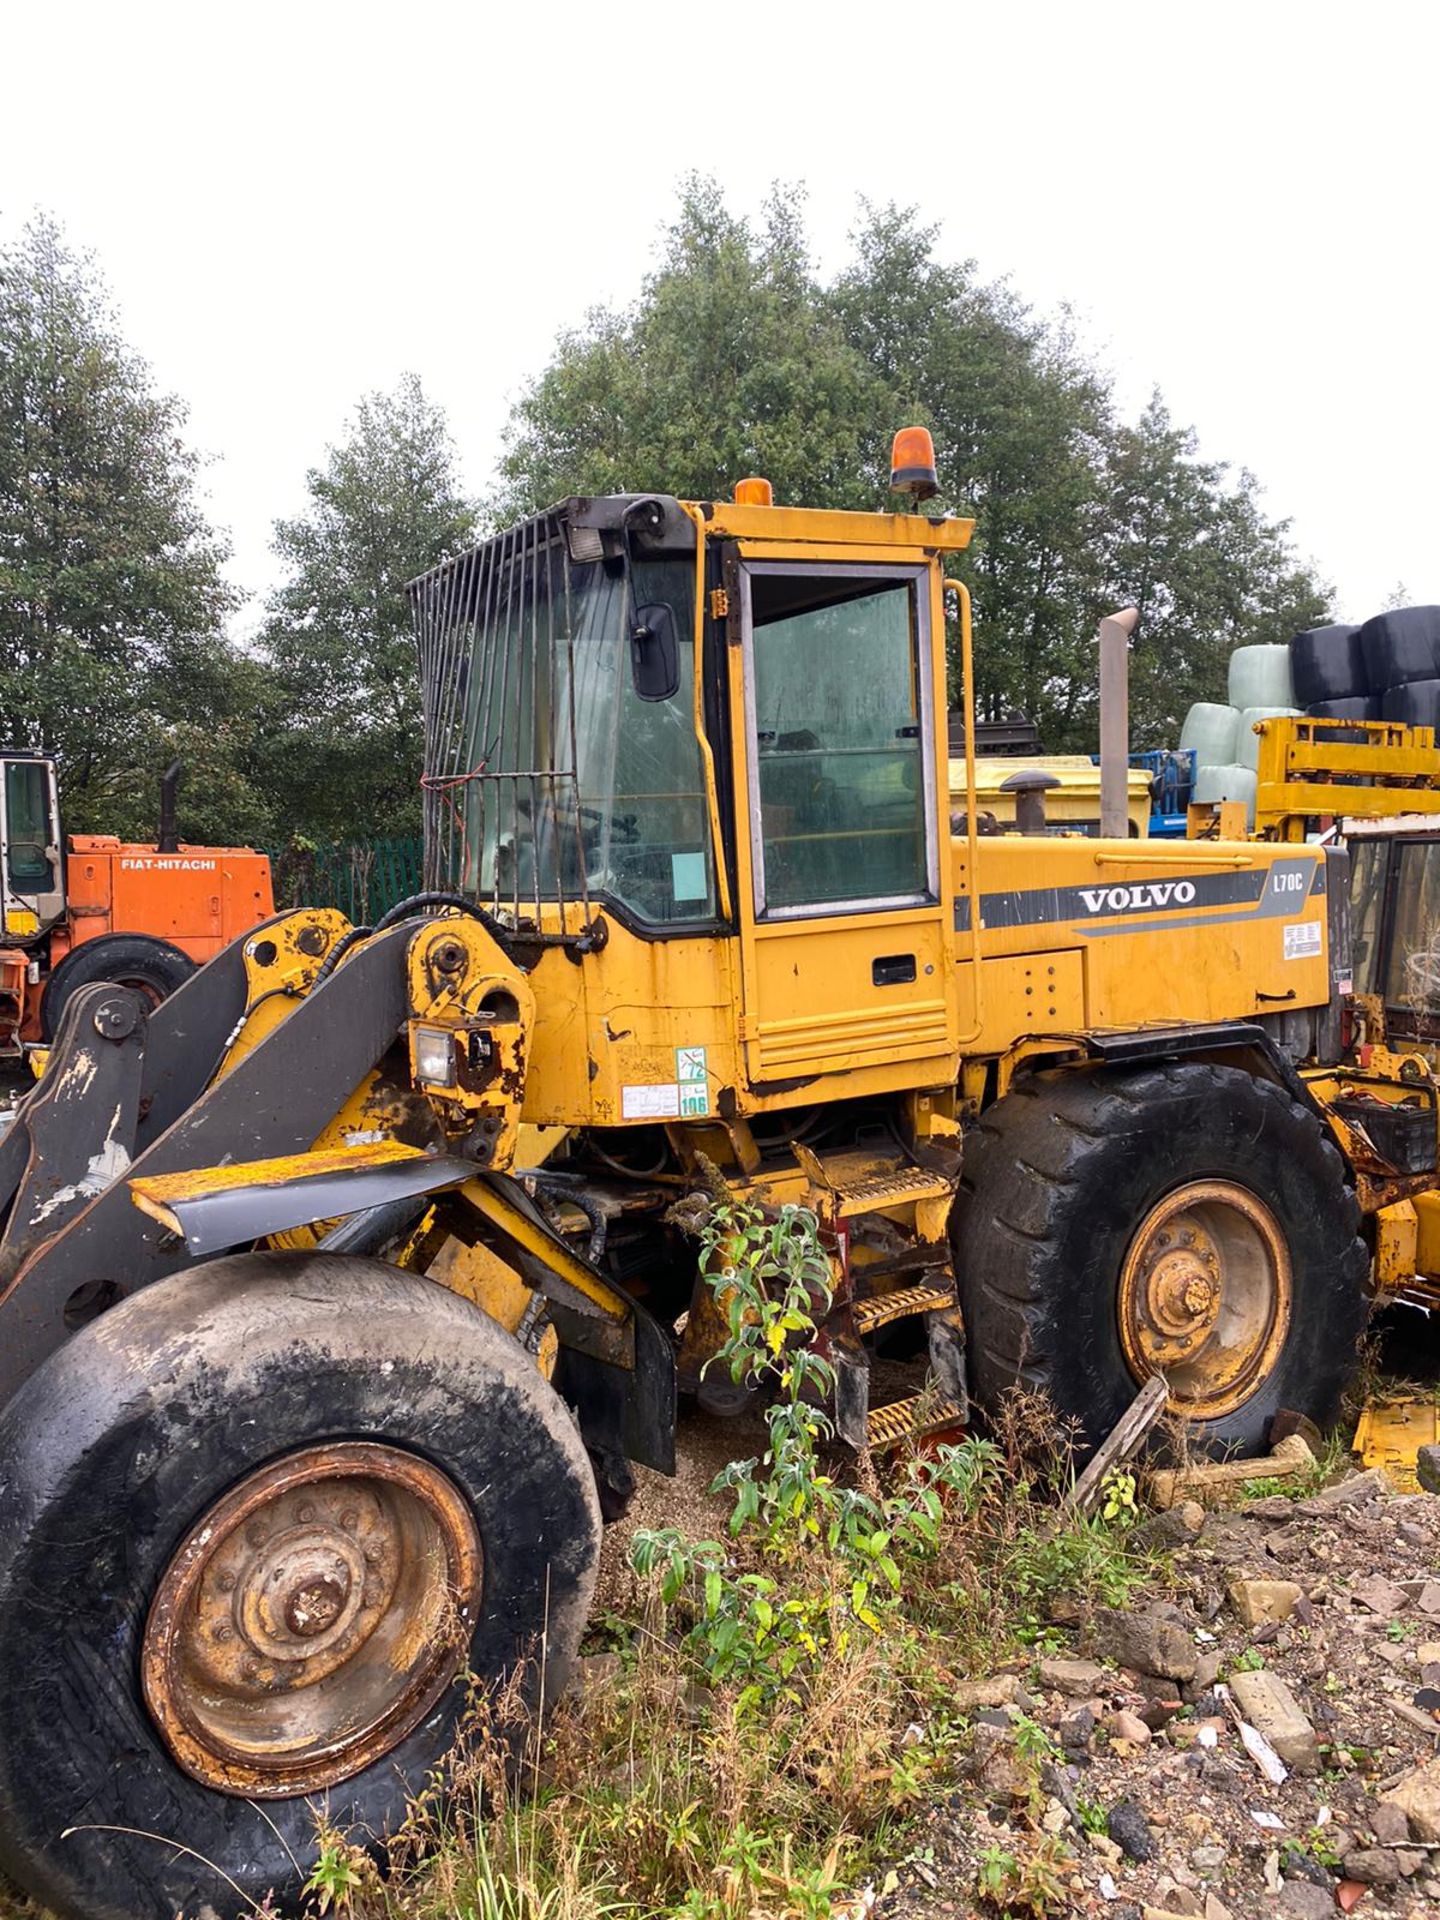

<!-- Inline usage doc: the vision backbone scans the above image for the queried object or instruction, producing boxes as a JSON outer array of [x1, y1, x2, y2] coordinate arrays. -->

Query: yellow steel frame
[[1254, 716, 1440, 838]]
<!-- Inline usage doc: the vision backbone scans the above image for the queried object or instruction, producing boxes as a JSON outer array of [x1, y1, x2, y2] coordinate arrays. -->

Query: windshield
[[415, 520, 716, 928], [4, 761, 55, 895]]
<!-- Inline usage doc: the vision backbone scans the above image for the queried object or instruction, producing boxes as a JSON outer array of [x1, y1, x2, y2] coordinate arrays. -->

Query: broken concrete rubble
[[1091, 1603, 1198, 1683]]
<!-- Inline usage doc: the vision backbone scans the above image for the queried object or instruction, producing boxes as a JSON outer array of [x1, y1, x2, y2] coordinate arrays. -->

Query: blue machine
[[1090, 748, 1196, 838]]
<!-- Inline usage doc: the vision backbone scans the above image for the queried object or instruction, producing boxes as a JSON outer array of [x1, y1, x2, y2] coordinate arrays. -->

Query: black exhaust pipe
[[157, 760, 182, 853]]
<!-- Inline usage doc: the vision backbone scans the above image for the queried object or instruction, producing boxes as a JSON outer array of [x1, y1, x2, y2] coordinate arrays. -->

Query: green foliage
[[632, 1191, 999, 1707], [501, 181, 1332, 754], [1099, 1469, 1139, 1525], [258, 373, 477, 842], [974, 1834, 1071, 1916], [0, 213, 262, 840]]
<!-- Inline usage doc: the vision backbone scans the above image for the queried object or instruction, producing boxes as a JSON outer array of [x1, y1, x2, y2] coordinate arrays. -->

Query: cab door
[[733, 559, 957, 1091]]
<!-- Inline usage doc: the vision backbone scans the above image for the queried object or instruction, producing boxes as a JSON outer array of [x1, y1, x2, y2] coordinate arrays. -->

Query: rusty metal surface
[[1117, 1178, 1292, 1421], [866, 1393, 965, 1450], [141, 1440, 482, 1798], [0, 984, 144, 1289]]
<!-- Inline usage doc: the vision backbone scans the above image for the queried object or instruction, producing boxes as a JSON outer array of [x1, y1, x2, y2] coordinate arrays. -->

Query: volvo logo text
[[1079, 881, 1198, 914]]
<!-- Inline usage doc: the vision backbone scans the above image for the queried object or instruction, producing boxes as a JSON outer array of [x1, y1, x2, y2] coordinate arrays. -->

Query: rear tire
[[0, 1251, 600, 1920], [40, 931, 196, 1039], [953, 1062, 1368, 1459]]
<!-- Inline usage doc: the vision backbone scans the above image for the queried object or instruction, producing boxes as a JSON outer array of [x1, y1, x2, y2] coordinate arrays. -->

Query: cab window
[[747, 568, 932, 915], [4, 762, 54, 893]]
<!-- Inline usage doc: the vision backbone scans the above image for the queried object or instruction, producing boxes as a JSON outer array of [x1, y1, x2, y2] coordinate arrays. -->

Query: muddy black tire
[[0, 1252, 600, 1920], [40, 931, 196, 1039], [953, 1063, 1368, 1459]]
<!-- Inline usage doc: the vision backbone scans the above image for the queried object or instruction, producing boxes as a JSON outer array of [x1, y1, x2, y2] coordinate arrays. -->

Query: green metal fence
[[264, 837, 426, 925]]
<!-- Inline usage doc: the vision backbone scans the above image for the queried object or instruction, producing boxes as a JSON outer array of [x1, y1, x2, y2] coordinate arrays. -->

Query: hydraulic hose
[[308, 891, 521, 989]]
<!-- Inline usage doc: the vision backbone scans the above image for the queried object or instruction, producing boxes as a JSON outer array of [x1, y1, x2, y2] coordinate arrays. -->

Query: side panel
[[70, 849, 274, 960], [956, 834, 1332, 1047]]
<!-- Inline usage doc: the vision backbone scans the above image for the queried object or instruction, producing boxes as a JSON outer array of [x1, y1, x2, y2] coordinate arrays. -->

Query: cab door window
[[4, 761, 55, 894], [745, 566, 934, 916]]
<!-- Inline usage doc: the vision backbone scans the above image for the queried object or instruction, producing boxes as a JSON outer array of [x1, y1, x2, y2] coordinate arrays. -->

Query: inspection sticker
[[621, 1083, 680, 1120], [676, 1046, 708, 1083], [1283, 920, 1322, 960]]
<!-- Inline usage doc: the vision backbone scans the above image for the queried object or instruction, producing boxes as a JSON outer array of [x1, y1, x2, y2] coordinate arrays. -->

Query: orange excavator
[[0, 755, 273, 1053]]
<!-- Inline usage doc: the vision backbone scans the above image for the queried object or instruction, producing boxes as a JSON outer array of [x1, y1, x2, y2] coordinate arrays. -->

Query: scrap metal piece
[[1353, 1395, 1440, 1478], [129, 1144, 479, 1257]]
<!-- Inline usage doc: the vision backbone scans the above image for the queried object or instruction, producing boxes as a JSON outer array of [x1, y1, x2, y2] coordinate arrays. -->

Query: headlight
[[412, 1024, 456, 1089]]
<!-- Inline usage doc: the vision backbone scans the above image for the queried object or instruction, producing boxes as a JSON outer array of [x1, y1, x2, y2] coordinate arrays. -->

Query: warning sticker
[[676, 1046, 708, 1083], [621, 1083, 680, 1120], [1283, 920, 1323, 960]]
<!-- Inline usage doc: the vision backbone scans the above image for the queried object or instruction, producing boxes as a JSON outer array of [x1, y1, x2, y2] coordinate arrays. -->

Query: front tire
[[40, 931, 196, 1038], [0, 1252, 601, 1920], [953, 1062, 1368, 1458]]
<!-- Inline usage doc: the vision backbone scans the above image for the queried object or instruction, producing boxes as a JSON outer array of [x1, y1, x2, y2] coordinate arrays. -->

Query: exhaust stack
[[157, 760, 182, 854], [1098, 607, 1140, 839]]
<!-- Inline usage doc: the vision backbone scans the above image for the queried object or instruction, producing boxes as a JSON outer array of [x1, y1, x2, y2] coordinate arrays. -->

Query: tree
[[0, 213, 254, 837], [829, 203, 1115, 733], [259, 375, 477, 842], [1095, 394, 1331, 748], [498, 181, 1331, 754], [499, 178, 887, 518]]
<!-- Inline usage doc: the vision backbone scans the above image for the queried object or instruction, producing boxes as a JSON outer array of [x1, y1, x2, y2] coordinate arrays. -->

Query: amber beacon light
[[889, 426, 939, 501], [734, 475, 774, 506]]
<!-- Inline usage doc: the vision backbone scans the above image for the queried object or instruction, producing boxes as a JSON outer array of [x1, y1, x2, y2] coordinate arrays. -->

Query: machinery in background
[[0, 754, 274, 1052]]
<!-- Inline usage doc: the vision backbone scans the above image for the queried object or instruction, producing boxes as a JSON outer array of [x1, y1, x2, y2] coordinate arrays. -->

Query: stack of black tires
[[1291, 607, 1440, 728]]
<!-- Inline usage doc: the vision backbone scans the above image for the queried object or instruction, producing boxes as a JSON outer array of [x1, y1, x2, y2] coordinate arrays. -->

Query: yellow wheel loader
[[0, 432, 1437, 1920]]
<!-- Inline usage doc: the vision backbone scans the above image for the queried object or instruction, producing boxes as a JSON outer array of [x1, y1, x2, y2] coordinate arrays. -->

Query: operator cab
[[0, 755, 63, 940], [1349, 818, 1440, 1046], [412, 438, 959, 943]]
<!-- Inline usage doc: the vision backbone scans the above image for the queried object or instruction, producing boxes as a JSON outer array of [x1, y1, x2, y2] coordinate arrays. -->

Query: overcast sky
[[5, 1, 1436, 639]]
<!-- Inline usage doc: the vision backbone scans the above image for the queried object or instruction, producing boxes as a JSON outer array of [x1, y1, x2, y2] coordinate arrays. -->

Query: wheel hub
[[142, 1441, 482, 1797], [1118, 1179, 1292, 1421]]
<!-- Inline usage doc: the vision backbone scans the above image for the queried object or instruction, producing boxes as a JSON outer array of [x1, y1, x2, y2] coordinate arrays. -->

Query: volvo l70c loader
[[0, 431, 1435, 1920]]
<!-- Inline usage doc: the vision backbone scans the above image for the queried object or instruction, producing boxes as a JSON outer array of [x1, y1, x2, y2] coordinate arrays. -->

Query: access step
[[866, 1392, 966, 1451], [824, 1166, 956, 1219], [792, 1142, 956, 1221], [852, 1282, 955, 1336]]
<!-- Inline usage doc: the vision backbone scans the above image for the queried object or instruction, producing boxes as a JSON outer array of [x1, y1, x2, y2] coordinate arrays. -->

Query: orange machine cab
[[0, 752, 276, 1051], [59, 837, 275, 961]]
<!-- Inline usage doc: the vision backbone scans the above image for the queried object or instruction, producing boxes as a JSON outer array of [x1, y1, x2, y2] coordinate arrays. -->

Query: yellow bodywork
[[112, 490, 1440, 1358]]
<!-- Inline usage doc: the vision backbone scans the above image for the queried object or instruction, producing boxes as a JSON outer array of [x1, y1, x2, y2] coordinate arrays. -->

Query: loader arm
[[0, 908, 673, 1471]]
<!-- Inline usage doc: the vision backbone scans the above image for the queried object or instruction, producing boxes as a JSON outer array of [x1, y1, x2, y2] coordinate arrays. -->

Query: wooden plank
[[1067, 1372, 1169, 1515]]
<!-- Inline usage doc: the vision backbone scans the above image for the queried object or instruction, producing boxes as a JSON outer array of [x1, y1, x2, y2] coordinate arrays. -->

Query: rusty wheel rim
[[1117, 1179, 1292, 1422], [142, 1441, 482, 1797], [113, 975, 166, 1010]]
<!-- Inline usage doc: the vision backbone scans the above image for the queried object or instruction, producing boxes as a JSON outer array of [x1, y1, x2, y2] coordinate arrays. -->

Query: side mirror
[[630, 603, 680, 702]]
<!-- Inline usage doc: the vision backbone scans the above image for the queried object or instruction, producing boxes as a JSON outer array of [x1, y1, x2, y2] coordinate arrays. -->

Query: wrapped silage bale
[[1236, 705, 1302, 771], [1193, 762, 1257, 828], [1179, 701, 1239, 766], [1359, 607, 1440, 692], [1290, 624, 1364, 706], [1382, 678, 1440, 729], [1309, 696, 1380, 722], [1228, 643, 1295, 711]]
